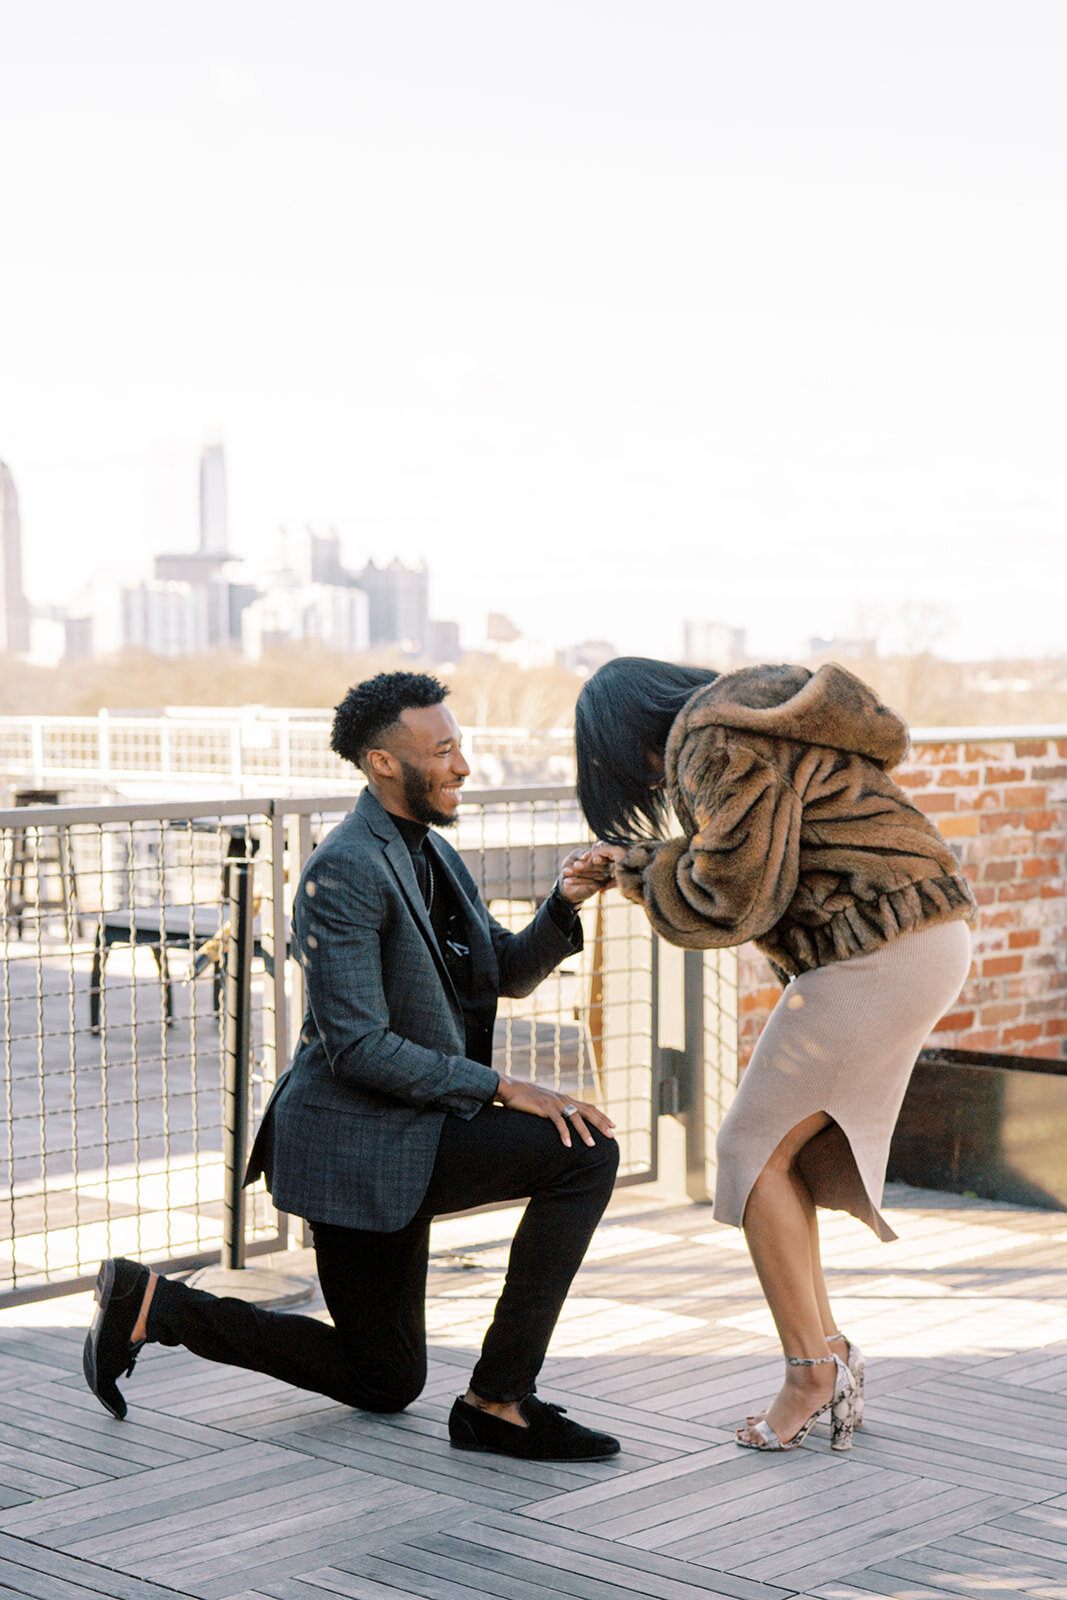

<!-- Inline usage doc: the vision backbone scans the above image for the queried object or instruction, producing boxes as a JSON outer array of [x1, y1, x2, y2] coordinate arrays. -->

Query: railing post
[[231, 719, 243, 794], [97, 709, 111, 789], [656, 946, 737, 1203], [186, 823, 313, 1305], [221, 853, 254, 1270], [30, 718, 45, 787], [680, 949, 715, 1202], [260, 804, 289, 1252]]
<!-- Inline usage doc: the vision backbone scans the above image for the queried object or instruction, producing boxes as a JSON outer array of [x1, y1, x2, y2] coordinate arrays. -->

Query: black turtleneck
[[387, 810, 578, 1067], [389, 812, 579, 943], [390, 813, 450, 952], [390, 811, 490, 1058]]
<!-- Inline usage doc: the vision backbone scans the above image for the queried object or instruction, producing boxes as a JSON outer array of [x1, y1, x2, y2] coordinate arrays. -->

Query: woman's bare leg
[[738, 1111, 841, 1444], [799, 1168, 838, 1338], [745, 1169, 840, 1426]]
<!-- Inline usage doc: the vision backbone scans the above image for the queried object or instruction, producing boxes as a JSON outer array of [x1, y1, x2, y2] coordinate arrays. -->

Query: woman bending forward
[[576, 658, 975, 1452]]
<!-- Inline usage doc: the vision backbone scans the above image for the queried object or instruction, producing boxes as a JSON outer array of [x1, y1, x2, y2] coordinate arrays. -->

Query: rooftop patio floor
[[2, 1182, 1067, 1600]]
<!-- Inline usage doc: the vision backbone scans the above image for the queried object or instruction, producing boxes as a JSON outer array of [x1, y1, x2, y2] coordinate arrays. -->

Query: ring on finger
[[561, 1104, 577, 1118]]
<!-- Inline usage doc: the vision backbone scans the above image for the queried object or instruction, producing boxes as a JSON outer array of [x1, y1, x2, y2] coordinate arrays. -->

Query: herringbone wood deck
[[2, 1184, 1066, 1600]]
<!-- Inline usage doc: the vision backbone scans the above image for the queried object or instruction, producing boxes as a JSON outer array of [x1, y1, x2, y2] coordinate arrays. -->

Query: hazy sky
[[2, 1, 1064, 661]]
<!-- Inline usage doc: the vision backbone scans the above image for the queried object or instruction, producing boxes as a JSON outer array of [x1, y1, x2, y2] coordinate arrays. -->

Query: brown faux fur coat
[[617, 662, 976, 976]]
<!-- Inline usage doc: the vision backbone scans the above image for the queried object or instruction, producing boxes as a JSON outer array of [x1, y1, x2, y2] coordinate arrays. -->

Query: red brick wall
[[737, 730, 1067, 1071]]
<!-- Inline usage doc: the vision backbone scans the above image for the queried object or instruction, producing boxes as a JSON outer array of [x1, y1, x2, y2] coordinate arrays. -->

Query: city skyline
[[2, 3, 1065, 664]]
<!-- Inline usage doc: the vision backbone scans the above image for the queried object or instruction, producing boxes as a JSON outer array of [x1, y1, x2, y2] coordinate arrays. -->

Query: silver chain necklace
[[420, 850, 434, 916]]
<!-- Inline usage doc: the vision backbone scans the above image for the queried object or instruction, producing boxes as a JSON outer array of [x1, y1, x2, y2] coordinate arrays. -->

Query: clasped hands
[[556, 842, 642, 906]]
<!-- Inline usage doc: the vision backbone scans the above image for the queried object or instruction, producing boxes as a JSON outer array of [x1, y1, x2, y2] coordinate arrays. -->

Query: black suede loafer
[[448, 1394, 620, 1461], [83, 1257, 150, 1420]]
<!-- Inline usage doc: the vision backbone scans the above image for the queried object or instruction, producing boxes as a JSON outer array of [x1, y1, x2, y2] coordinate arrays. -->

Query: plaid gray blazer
[[245, 789, 583, 1230]]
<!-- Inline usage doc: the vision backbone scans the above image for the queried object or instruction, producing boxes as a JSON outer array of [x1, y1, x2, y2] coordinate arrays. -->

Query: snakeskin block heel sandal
[[736, 1354, 856, 1452], [829, 1332, 866, 1429]]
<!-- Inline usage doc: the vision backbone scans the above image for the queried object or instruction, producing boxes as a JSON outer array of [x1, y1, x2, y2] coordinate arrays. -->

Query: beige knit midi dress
[[613, 663, 978, 1241], [712, 919, 972, 1239]]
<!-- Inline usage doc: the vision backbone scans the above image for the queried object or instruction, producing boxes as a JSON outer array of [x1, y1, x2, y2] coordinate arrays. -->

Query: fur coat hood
[[618, 662, 975, 975], [671, 662, 910, 771]]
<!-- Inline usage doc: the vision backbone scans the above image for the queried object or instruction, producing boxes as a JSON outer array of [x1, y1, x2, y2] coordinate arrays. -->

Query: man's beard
[[399, 761, 458, 827]]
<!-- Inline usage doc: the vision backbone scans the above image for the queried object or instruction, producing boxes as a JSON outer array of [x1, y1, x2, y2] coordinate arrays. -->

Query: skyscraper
[[0, 460, 31, 653], [357, 558, 429, 651], [199, 441, 228, 555]]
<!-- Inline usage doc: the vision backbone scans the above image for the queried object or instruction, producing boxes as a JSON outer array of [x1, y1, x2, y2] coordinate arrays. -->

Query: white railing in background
[[7, 712, 1063, 806], [0, 710, 577, 800]]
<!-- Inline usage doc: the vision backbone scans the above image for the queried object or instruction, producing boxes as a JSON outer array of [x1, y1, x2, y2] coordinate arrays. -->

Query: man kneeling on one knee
[[84, 671, 622, 1462]]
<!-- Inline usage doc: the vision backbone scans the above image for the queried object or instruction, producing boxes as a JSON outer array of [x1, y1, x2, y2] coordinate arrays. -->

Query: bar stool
[[3, 789, 80, 941]]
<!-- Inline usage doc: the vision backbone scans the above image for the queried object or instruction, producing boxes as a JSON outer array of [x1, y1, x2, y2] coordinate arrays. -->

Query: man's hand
[[494, 1076, 616, 1147], [556, 844, 621, 905], [562, 843, 645, 906]]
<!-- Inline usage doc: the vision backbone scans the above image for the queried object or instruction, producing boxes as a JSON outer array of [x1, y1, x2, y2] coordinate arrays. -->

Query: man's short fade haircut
[[331, 671, 450, 768]]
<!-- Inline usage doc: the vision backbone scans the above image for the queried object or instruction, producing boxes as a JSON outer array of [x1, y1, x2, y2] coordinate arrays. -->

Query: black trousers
[[147, 1104, 619, 1411]]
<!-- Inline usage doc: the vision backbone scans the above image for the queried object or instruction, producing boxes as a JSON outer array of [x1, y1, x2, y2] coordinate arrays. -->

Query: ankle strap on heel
[[786, 1354, 835, 1367]]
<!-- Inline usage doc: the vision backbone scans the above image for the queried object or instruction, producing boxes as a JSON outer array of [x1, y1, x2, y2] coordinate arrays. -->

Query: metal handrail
[[0, 784, 580, 832]]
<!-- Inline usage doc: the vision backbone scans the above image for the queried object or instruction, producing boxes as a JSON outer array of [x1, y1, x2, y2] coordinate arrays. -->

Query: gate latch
[[657, 1046, 691, 1116]]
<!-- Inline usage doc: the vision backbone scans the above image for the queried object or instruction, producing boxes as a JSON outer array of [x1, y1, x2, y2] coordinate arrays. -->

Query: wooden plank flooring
[[2, 1183, 1066, 1599]]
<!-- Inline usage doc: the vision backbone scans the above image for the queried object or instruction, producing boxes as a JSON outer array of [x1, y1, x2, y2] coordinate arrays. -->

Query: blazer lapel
[[382, 832, 435, 940], [379, 831, 463, 1012], [356, 789, 472, 1012], [357, 790, 436, 939], [425, 835, 496, 998]]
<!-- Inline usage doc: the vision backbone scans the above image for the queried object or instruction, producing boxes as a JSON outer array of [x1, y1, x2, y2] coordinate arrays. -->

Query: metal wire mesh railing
[[0, 786, 682, 1305], [0, 799, 300, 1305]]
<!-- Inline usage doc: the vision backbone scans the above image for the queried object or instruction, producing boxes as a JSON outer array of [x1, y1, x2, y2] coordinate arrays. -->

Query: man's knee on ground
[[353, 1383, 423, 1415], [342, 1359, 426, 1415]]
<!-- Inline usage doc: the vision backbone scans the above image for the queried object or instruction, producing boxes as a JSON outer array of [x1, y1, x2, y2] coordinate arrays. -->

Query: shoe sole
[[449, 1436, 619, 1461], [83, 1259, 126, 1421]]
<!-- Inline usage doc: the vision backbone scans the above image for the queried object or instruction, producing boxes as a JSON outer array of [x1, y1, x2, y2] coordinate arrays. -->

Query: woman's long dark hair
[[575, 657, 719, 842]]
